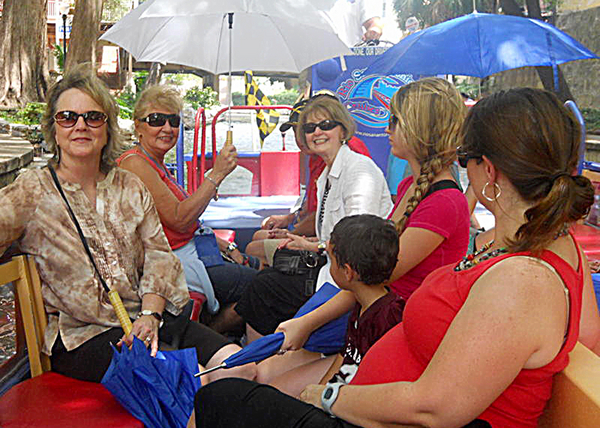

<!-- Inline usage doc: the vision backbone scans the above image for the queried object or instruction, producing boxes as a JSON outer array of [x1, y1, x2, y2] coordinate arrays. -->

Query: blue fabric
[[312, 51, 416, 175], [222, 282, 350, 368], [592, 274, 600, 313], [364, 12, 598, 79], [193, 227, 224, 268], [386, 156, 408, 195], [101, 337, 201, 428], [173, 238, 220, 314]]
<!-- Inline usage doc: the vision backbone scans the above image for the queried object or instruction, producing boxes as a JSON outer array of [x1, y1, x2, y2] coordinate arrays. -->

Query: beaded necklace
[[455, 224, 571, 272], [454, 240, 507, 271]]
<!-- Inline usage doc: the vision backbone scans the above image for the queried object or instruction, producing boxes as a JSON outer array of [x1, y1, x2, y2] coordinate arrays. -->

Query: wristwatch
[[317, 241, 327, 255], [321, 382, 345, 416], [227, 242, 238, 253], [137, 310, 164, 328]]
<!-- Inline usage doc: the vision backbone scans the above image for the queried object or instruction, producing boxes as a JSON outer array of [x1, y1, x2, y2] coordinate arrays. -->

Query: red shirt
[[388, 177, 470, 300], [350, 245, 584, 427], [117, 148, 196, 250]]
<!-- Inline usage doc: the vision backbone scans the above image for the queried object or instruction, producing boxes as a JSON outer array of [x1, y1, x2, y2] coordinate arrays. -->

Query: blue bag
[[193, 227, 224, 267]]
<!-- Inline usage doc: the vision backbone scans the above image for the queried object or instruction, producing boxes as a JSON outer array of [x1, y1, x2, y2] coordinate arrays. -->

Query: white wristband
[[321, 382, 345, 416]]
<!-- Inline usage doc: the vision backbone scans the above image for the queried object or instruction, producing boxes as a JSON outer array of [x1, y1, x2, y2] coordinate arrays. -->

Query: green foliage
[[53, 44, 65, 73], [163, 73, 186, 86], [583, 108, 600, 134], [232, 91, 245, 106], [102, 0, 131, 22], [183, 86, 219, 110], [15, 103, 46, 125], [270, 89, 300, 106], [116, 88, 137, 120], [454, 80, 480, 100]]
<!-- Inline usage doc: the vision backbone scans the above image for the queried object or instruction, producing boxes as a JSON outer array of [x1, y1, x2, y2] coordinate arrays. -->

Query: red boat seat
[[189, 291, 207, 321], [0, 256, 143, 428], [0, 372, 142, 428], [214, 228, 236, 242]]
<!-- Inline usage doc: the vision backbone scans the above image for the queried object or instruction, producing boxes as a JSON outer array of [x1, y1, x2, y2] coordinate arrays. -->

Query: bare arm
[[119, 145, 236, 233], [362, 17, 383, 41], [277, 290, 356, 351], [301, 257, 571, 428], [388, 227, 445, 283], [578, 248, 600, 355], [290, 212, 316, 237]]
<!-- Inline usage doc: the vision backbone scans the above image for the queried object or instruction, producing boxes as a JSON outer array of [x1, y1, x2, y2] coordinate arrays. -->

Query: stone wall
[[482, 7, 600, 109], [557, 8, 600, 109]]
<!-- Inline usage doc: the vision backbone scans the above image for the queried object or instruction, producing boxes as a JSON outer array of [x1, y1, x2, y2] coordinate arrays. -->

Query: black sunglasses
[[302, 120, 341, 134], [457, 147, 483, 168], [54, 110, 107, 128], [388, 114, 399, 130], [141, 113, 181, 128]]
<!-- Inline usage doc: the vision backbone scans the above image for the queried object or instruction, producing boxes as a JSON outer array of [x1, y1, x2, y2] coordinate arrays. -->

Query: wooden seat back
[[0, 255, 50, 377], [539, 341, 600, 427]]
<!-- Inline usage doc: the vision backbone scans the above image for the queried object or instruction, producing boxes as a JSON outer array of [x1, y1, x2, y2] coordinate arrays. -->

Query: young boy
[[262, 214, 405, 396]]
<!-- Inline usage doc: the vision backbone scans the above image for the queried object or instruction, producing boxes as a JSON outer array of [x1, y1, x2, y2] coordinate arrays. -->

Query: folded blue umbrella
[[199, 282, 350, 376], [101, 337, 201, 428]]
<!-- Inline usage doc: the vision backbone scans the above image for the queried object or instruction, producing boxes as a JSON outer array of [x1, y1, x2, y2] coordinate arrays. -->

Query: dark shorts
[[50, 311, 231, 383], [234, 267, 315, 335], [195, 379, 492, 428], [195, 378, 360, 428], [206, 259, 258, 306]]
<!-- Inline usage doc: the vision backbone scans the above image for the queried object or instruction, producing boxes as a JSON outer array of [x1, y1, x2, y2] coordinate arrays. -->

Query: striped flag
[[244, 71, 280, 147]]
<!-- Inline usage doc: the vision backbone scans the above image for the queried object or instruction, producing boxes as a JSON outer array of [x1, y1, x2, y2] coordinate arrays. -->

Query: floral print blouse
[[0, 167, 189, 354]]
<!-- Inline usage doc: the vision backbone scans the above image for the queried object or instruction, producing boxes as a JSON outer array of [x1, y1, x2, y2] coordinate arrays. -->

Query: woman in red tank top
[[191, 88, 600, 428]]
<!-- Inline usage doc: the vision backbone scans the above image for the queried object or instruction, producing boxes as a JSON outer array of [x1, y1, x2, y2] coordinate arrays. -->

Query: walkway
[[0, 132, 51, 189]]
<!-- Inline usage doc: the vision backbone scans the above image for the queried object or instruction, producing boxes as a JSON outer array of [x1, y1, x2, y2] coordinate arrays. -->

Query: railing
[[48, 0, 57, 18]]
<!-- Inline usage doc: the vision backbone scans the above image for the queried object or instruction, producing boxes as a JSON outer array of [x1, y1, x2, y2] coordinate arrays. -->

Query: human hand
[[279, 233, 314, 251], [119, 315, 160, 357], [299, 384, 326, 407], [275, 317, 312, 352], [267, 228, 290, 240], [261, 214, 291, 230], [212, 143, 238, 181]]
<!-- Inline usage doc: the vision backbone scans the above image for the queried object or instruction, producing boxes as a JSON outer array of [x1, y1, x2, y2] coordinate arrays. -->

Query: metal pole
[[62, 13, 68, 65]]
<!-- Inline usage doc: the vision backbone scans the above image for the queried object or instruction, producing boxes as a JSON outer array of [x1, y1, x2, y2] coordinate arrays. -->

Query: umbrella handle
[[224, 129, 233, 147], [194, 362, 226, 377], [109, 290, 133, 336]]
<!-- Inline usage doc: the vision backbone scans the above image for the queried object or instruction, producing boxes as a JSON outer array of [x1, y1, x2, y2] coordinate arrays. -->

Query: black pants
[[195, 379, 493, 428], [51, 312, 230, 383]]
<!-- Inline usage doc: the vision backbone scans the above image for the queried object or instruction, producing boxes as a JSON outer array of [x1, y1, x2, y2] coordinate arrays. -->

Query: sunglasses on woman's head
[[54, 111, 107, 128], [457, 147, 483, 168], [388, 114, 399, 130], [141, 113, 181, 128], [302, 120, 341, 134]]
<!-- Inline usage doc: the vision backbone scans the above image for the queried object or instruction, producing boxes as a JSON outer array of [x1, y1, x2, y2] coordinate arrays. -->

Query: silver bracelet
[[205, 175, 219, 201]]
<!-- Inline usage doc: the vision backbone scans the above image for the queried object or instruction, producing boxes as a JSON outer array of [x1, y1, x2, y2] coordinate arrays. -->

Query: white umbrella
[[100, 0, 350, 75]]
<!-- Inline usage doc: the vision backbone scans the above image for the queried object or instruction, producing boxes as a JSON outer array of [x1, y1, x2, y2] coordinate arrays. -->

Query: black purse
[[272, 248, 327, 296]]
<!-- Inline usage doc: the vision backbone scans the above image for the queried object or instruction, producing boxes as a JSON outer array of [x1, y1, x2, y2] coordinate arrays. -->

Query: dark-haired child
[[258, 214, 405, 397]]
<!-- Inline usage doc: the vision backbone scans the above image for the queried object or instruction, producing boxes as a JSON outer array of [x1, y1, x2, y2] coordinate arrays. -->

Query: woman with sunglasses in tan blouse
[[0, 65, 255, 383]]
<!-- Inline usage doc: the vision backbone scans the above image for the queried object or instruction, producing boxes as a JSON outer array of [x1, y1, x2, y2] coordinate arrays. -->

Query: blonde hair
[[134, 85, 183, 120], [41, 63, 125, 173], [297, 95, 356, 148], [391, 77, 466, 232]]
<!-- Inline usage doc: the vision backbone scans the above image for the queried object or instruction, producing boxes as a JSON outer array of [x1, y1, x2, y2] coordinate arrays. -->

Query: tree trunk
[[499, 0, 574, 102], [0, 0, 49, 108], [65, 0, 104, 70], [144, 62, 164, 88]]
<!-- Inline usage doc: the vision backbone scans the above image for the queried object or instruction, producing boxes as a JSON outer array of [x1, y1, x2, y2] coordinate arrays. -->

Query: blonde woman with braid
[[274, 77, 470, 353]]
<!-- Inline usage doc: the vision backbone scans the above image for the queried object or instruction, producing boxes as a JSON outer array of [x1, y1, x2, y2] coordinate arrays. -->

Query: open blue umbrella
[[101, 337, 201, 428], [198, 282, 349, 376], [365, 12, 598, 90]]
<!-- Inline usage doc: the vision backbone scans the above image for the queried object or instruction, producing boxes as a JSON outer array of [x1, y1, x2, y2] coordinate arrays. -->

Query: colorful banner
[[311, 47, 415, 178]]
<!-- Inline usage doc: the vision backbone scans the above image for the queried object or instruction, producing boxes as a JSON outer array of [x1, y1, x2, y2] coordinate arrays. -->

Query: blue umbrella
[[101, 337, 201, 428], [198, 282, 349, 376], [365, 12, 598, 90]]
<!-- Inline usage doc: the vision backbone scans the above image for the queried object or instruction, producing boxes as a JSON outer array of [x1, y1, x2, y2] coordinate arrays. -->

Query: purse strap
[[48, 165, 110, 294]]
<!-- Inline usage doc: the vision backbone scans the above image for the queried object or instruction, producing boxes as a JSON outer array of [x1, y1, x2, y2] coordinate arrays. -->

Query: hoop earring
[[482, 181, 501, 202]]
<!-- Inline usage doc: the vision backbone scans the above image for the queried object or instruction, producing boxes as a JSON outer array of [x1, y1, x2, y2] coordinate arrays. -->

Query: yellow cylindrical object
[[108, 290, 133, 336], [225, 129, 233, 146]]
